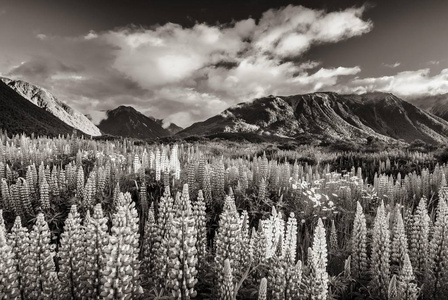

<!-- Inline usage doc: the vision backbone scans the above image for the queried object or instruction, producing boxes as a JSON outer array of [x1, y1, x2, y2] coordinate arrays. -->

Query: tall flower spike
[[391, 206, 408, 272], [202, 166, 212, 204], [40, 176, 50, 211], [26, 213, 59, 299], [84, 204, 109, 299], [351, 201, 368, 280], [155, 148, 161, 181], [0, 179, 11, 212], [193, 190, 207, 273], [258, 277, 267, 300], [235, 209, 251, 279], [284, 212, 297, 264], [76, 166, 84, 199], [388, 275, 398, 300], [123, 192, 143, 297], [187, 162, 196, 199], [398, 253, 419, 300], [309, 218, 329, 300], [166, 184, 198, 299], [0, 210, 4, 232], [153, 186, 174, 288], [197, 157, 206, 190], [0, 226, 20, 298], [96, 167, 105, 197], [212, 160, 225, 200], [409, 197, 430, 282], [286, 260, 302, 300], [112, 182, 120, 211], [215, 195, 241, 298], [268, 236, 286, 300], [258, 177, 267, 203], [100, 193, 143, 299], [141, 203, 157, 284], [425, 193, 448, 298], [370, 201, 391, 298], [50, 168, 59, 197], [139, 181, 148, 221], [253, 222, 267, 265], [26, 166, 36, 197], [8, 216, 30, 298], [10, 183, 23, 217], [19, 178, 33, 216], [222, 259, 234, 300], [58, 205, 86, 299], [330, 219, 338, 251]]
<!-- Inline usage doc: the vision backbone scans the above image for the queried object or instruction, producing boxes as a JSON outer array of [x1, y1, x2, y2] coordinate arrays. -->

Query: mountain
[[407, 93, 448, 122], [154, 119, 183, 135], [0, 77, 101, 136], [98, 106, 170, 139], [177, 92, 448, 144], [165, 123, 183, 135], [0, 79, 77, 136]]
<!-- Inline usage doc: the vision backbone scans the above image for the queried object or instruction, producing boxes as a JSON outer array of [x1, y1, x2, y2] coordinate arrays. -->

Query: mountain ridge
[[0, 80, 78, 137], [0, 77, 101, 136], [407, 93, 448, 122], [177, 91, 448, 144]]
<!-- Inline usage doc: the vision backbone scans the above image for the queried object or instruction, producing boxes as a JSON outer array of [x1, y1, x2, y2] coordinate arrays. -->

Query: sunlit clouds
[[3, 4, 447, 127]]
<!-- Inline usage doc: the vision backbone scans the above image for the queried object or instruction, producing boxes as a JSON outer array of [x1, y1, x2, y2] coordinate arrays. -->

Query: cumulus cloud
[[103, 22, 248, 87], [84, 30, 98, 40], [8, 58, 79, 79], [383, 62, 401, 68], [347, 68, 448, 97], [36, 33, 47, 40], [252, 5, 372, 58], [4, 4, 374, 127]]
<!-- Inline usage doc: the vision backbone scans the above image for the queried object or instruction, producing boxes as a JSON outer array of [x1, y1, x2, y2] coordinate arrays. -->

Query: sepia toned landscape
[[1, 1, 448, 299]]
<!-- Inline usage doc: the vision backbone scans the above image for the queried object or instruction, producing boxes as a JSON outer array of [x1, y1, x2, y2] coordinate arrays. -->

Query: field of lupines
[[0, 132, 448, 299]]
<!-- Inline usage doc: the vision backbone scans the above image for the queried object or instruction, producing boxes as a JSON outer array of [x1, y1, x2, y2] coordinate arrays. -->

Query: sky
[[0, 0, 447, 127]]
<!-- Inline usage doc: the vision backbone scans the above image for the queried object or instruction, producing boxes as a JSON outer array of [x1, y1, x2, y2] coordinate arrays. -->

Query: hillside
[[0, 77, 101, 136], [0, 80, 77, 136], [177, 92, 448, 144], [407, 93, 448, 122], [98, 106, 170, 139]]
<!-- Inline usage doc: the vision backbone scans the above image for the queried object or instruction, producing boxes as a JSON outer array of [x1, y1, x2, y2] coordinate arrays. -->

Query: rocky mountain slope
[[1, 77, 101, 136], [407, 93, 448, 122], [0, 80, 77, 136], [98, 106, 170, 139], [177, 92, 448, 144]]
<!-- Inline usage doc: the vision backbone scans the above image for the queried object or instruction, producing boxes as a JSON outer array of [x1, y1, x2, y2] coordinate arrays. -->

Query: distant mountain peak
[[114, 105, 137, 111], [98, 105, 170, 139]]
